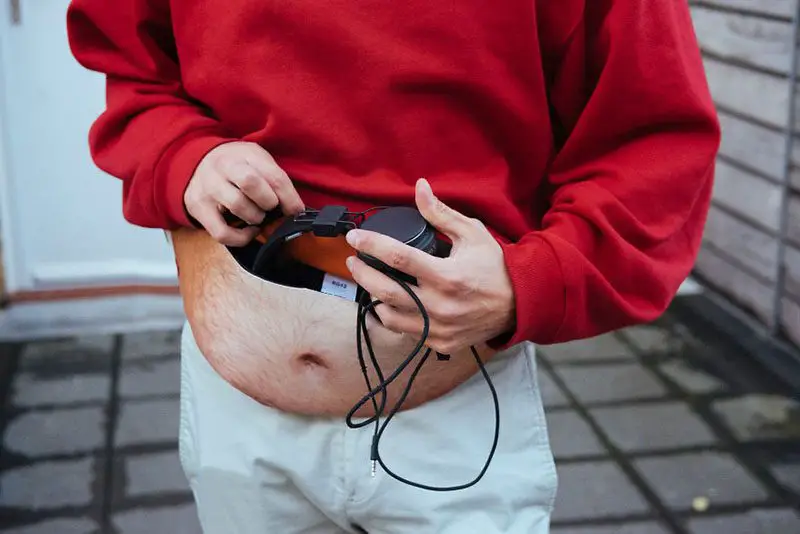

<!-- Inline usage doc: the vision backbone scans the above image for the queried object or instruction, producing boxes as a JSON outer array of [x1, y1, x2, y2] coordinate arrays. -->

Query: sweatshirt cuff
[[157, 132, 236, 228], [487, 235, 567, 350]]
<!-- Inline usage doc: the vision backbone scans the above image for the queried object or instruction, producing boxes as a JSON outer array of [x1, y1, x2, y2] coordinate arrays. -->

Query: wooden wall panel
[[695, 247, 775, 324], [783, 298, 800, 346], [702, 57, 789, 129], [788, 194, 800, 245], [691, 6, 793, 73], [694, 0, 795, 19], [696, 244, 800, 347], [785, 244, 800, 299], [690, 1, 800, 348], [712, 160, 784, 230], [719, 112, 785, 180], [791, 165, 800, 192], [703, 206, 778, 280]]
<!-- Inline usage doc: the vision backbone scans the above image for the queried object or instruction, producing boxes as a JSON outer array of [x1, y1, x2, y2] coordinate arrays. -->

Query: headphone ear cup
[[357, 206, 437, 284]]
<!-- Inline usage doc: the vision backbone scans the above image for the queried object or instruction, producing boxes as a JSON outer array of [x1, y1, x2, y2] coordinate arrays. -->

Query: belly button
[[297, 353, 330, 369]]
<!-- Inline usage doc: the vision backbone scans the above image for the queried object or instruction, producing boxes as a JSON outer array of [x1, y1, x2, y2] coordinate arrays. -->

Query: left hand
[[345, 178, 516, 354]]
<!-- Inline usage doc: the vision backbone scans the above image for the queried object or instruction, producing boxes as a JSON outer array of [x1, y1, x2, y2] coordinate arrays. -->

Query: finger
[[215, 181, 265, 225], [345, 229, 444, 283], [244, 147, 305, 215], [193, 204, 260, 246], [372, 302, 466, 354], [414, 178, 478, 242], [373, 303, 432, 337], [347, 256, 423, 313], [225, 161, 280, 213]]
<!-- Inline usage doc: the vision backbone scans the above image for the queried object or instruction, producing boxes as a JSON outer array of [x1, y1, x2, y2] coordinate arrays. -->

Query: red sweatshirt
[[66, 0, 720, 347]]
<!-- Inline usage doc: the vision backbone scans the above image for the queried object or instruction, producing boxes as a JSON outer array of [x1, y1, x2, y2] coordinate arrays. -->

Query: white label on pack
[[321, 273, 358, 301]]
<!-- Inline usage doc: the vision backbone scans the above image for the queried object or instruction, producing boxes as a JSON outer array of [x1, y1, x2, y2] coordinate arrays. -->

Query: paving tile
[[635, 452, 769, 510], [551, 522, 669, 534], [123, 449, 190, 498], [20, 335, 114, 362], [686, 509, 800, 533], [19, 335, 113, 375], [545, 411, 606, 459], [712, 394, 800, 442], [769, 462, 800, 494], [551, 461, 650, 521], [541, 334, 634, 364], [11, 372, 109, 408], [0, 458, 95, 510], [617, 325, 675, 353], [4, 407, 105, 457], [658, 361, 725, 394], [0, 518, 99, 534], [113, 503, 201, 534], [539, 367, 570, 408], [122, 330, 181, 361], [554, 363, 668, 404], [590, 402, 717, 452], [119, 359, 180, 399], [115, 399, 179, 448]]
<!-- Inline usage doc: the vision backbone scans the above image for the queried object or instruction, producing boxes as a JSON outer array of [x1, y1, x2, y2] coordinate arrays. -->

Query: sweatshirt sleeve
[[66, 0, 236, 229], [493, 0, 721, 348]]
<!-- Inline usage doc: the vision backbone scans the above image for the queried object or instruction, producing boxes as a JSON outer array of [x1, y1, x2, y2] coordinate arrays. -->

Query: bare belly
[[171, 228, 495, 417]]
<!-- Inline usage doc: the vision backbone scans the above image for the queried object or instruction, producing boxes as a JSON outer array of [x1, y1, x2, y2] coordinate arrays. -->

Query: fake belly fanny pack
[[224, 205, 499, 493]]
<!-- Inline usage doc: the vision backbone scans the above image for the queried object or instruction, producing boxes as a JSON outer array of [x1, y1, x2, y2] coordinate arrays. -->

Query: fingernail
[[418, 178, 435, 203], [346, 256, 355, 271], [346, 230, 360, 247]]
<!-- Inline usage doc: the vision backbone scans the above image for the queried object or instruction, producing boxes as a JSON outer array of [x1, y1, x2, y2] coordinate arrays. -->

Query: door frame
[[0, 21, 16, 301], [0, 4, 180, 304]]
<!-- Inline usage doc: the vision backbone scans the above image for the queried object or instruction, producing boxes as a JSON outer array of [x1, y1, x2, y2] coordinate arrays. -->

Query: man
[[66, 0, 720, 532]]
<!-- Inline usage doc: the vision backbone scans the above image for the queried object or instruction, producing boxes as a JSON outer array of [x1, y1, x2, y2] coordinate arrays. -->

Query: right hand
[[184, 141, 305, 246]]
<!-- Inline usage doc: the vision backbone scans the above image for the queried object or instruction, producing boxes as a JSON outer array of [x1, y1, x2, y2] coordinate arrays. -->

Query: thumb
[[415, 178, 474, 241]]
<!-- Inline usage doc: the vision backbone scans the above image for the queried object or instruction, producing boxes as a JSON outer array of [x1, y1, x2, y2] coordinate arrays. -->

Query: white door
[[0, 0, 177, 294]]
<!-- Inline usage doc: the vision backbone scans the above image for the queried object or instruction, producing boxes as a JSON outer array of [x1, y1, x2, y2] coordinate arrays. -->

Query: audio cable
[[235, 203, 502, 490], [344, 271, 500, 491]]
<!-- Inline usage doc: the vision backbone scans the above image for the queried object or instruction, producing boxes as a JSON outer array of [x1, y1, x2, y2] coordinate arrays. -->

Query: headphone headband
[[251, 205, 355, 275]]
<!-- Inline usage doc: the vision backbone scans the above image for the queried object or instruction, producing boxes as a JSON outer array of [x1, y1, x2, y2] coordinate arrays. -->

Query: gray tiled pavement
[[0, 309, 798, 533]]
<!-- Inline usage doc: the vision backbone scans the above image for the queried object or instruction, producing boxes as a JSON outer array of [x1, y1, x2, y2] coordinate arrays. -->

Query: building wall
[[689, 0, 800, 346]]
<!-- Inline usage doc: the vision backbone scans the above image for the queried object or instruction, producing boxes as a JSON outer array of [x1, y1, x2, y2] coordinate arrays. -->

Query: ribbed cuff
[[486, 235, 566, 350], [157, 133, 237, 228]]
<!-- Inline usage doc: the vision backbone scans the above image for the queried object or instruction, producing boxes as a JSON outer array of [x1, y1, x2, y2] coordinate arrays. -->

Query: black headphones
[[248, 204, 451, 285]]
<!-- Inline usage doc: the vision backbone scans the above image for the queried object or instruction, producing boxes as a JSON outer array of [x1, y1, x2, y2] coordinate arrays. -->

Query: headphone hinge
[[310, 205, 349, 237]]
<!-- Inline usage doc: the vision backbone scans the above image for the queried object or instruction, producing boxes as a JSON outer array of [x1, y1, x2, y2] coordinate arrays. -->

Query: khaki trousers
[[178, 322, 557, 533]]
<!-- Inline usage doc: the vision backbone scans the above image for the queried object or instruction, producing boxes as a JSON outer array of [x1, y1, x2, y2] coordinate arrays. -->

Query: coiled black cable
[[344, 270, 500, 491]]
